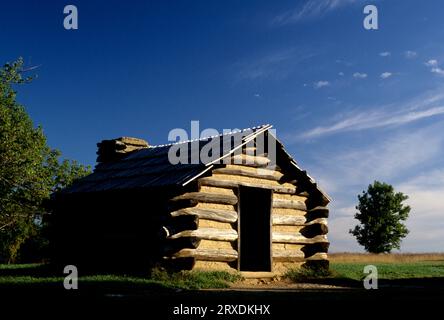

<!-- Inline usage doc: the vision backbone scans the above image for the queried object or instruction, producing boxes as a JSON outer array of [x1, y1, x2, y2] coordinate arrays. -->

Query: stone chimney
[[96, 137, 149, 163]]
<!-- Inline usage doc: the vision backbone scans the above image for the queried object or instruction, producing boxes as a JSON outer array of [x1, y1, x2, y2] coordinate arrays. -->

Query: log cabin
[[50, 125, 330, 274]]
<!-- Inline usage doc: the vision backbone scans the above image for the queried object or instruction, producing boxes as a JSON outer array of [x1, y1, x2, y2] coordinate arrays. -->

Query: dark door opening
[[238, 186, 272, 272]]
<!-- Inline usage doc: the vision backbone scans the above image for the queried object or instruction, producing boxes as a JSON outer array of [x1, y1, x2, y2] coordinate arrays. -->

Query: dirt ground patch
[[231, 276, 348, 290]]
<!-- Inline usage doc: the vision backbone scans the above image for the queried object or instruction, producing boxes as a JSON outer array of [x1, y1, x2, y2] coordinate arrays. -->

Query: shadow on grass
[[0, 263, 177, 295], [0, 263, 153, 277], [0, 263, 242, 296], [291, 276, 444, 290], [1, 266, 444, 315], [0, 263, 55, 277]]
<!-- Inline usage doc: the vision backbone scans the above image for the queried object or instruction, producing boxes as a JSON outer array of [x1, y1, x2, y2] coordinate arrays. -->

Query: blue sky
[[1, 0, 444, 252]]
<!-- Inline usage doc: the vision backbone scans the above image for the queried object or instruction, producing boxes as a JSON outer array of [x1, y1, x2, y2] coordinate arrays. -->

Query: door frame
[[237, 186, 273, 272]]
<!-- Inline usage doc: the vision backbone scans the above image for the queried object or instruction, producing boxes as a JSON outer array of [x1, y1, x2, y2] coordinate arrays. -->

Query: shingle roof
[[62, 124, 330, 205], [63, 125, 271, 193]]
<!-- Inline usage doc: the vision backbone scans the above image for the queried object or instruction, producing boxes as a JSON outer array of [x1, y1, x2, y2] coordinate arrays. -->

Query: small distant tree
[[0, 58, 91, 263], [349, 181, 410, 253]]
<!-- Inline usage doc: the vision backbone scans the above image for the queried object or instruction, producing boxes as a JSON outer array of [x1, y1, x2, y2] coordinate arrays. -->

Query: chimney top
[[96, 136, 149, 163]]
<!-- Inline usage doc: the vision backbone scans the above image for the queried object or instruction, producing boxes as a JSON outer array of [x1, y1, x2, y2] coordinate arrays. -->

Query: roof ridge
[[149, 124, 271, 149]]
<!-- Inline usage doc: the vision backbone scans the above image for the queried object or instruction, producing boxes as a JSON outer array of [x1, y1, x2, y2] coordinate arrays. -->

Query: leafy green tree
[[350, 181, 410, 253], [0, 58, 91, 263]]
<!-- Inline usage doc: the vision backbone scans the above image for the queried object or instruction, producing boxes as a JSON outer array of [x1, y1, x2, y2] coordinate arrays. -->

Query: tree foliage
[[0, 58, 91, 263], [350, 181, 410, 253]]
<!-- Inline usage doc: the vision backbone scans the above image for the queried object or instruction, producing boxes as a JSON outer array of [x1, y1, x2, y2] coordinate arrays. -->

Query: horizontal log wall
[[164, 152, 329, 271], [199, 177, 297, 194], [169, 228, 238, 241], [165, 184, 238, 270], [199, 239, 234, 250], [171, 207, 237, 223], [171, 248, 238, 262]]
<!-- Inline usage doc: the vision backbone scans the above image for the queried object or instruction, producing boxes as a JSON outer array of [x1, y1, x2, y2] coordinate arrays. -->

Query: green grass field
[[329, 253, 444, 281], [284, 253, 444, 286], [331, 261, 444, 280], [1, 254, 444, 290], [2, 255, 443, 314], [0, 263, 241, 290]]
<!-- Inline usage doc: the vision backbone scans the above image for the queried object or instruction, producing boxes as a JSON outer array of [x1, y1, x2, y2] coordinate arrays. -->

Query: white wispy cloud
[[286, 91, 444, 251], [379, 51, 391, 57], [328, 218, 363, 251], [335, 59, 353, 67], [309, 126, 444, 252], [404, 50, 417, 59], [314, 80, 330, 88], [324, 128, 444, 183], [353, 72, 367, 79], [272, 0, 360, 25], [431, 67, 444, 75], [301, 90, 444, 138], [304, 106, 444, 138], [396, 170, 444, 252], [380, 72, 392, 79], [405, 90, 444, 110], [398, 170, 444, 216], [424, 59, 444, 76], [313, 80, 330, 89], [338, 72, 344, 76], [425, 59, 438, 67], [235, 48, 316, 81]]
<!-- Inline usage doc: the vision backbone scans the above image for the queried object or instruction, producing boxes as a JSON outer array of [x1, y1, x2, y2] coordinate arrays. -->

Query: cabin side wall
[[50, 189, 173, 272]]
